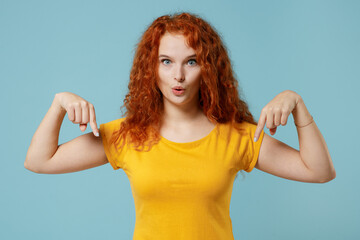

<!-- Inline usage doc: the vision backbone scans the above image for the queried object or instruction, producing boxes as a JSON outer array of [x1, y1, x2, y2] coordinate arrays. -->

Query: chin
[[165, 96, 190, 106]]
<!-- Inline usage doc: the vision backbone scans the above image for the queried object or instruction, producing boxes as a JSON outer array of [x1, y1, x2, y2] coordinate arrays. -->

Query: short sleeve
[[238, 122, 265, 173], [99, 118, 126, 170]]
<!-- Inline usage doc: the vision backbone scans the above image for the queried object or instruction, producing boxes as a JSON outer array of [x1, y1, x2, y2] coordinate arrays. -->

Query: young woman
[[25, 12, 335, 240]]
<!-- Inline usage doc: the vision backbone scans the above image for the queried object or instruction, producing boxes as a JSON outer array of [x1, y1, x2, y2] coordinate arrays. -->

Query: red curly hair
[[110, 12, 256, 151]]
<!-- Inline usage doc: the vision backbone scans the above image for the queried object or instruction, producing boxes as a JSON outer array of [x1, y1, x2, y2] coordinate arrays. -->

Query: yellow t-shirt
[[100, 118, 264, 240]]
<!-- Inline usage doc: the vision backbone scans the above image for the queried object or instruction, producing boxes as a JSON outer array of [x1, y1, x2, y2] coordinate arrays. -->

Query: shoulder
[[218, 121, 258, 137], [102, 117, 126, 125], [99, 117, 126, 137], [218, 121, 264, 150], [101, 117, 126, 129], [215, 121, 261, 149]]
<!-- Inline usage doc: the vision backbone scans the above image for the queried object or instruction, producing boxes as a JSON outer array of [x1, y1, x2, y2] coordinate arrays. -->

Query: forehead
[[158, 32, 196, 56]]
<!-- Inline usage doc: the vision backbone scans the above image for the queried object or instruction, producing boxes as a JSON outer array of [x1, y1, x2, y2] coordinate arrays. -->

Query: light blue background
[[1, 0, 359, 239]]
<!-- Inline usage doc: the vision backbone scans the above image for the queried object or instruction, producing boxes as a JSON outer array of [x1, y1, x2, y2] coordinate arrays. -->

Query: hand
[[54, 92, 99, 137], [254, 90, 301, 141]]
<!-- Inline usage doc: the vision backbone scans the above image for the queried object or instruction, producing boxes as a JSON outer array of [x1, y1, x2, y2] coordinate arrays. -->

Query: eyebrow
[[158, 54, 197, 59]]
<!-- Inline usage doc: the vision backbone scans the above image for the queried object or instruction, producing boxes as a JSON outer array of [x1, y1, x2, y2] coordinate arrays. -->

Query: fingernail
[[254, 137, 257, 142], [95, 132, 99, 137]]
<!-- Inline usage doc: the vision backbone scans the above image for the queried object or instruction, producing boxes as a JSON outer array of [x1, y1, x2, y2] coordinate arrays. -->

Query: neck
[[162, 100, 205, 126]]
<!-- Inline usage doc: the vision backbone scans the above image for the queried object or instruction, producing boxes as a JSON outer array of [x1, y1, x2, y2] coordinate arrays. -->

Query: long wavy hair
[[110, 12, 256, 152]]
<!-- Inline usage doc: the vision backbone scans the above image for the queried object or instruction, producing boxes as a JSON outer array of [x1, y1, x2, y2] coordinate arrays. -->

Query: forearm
[[292, 97, 336, 182], [25, 94, 66, 172]]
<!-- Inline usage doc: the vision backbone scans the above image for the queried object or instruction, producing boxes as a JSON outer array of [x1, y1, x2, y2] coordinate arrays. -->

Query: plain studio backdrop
[[1, 0, 359, 239]]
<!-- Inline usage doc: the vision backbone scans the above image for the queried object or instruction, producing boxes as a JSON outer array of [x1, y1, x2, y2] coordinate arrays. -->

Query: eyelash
[[161, 59, 197, 66]]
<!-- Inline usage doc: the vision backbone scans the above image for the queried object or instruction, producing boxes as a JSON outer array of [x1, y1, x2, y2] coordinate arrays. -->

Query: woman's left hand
[[254, 90, 301, 141]]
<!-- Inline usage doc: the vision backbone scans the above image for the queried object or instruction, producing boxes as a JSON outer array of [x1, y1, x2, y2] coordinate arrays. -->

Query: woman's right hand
[[54, 92, 99, 137]]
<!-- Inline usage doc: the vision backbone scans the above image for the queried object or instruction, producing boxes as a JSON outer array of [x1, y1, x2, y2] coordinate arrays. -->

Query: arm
[[254, 90, 336, 183], [24, 92, 108, 174]]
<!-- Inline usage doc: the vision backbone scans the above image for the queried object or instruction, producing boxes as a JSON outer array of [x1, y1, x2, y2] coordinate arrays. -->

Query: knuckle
[[89, 112, 95, 119], [273, 106, 281, 112], [258, 116, 265, 125], [81, 101, 89, 108], [283, 109, 291, 115], [71, 102, 80, 108], [66, 105, 74, 111]]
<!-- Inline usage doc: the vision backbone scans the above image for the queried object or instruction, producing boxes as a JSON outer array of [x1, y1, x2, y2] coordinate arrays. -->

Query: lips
[[172, 86, 185, 90], [172, 86, 185, 96]]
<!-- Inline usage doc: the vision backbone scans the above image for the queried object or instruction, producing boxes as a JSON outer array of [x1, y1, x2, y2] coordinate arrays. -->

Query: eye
[[161, 59, 171, 65], [187, 59, 197, 66]]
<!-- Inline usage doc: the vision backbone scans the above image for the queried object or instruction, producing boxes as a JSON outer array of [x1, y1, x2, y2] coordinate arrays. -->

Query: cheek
[[158, 66, 170, 82], [157, 69, 169, 94], [191, 70, 202, 87], [157, 68, 165, 86]]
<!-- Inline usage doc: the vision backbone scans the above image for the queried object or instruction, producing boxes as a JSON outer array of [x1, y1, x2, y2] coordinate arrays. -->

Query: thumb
[[79, 123, 87, 132], [269, 127, 277, 135]]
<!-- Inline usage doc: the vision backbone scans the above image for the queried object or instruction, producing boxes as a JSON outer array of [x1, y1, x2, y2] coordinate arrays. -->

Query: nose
[[174, 64, 185, 82]]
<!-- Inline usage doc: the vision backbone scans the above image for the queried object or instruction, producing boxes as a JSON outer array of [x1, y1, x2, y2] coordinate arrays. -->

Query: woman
[[25, 12, 335, 240]]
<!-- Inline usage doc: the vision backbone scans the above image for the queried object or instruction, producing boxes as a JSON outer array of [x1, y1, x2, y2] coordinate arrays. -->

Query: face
[[157, 32, 202, 109]]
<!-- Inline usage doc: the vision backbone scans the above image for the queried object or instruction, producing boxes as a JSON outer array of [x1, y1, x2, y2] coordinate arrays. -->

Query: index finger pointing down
[[89, 104, 99, 137], [254, 113, 266, 142]]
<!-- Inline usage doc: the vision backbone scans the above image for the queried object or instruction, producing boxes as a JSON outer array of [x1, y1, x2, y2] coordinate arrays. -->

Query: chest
[[121, 141, 239, 200]]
